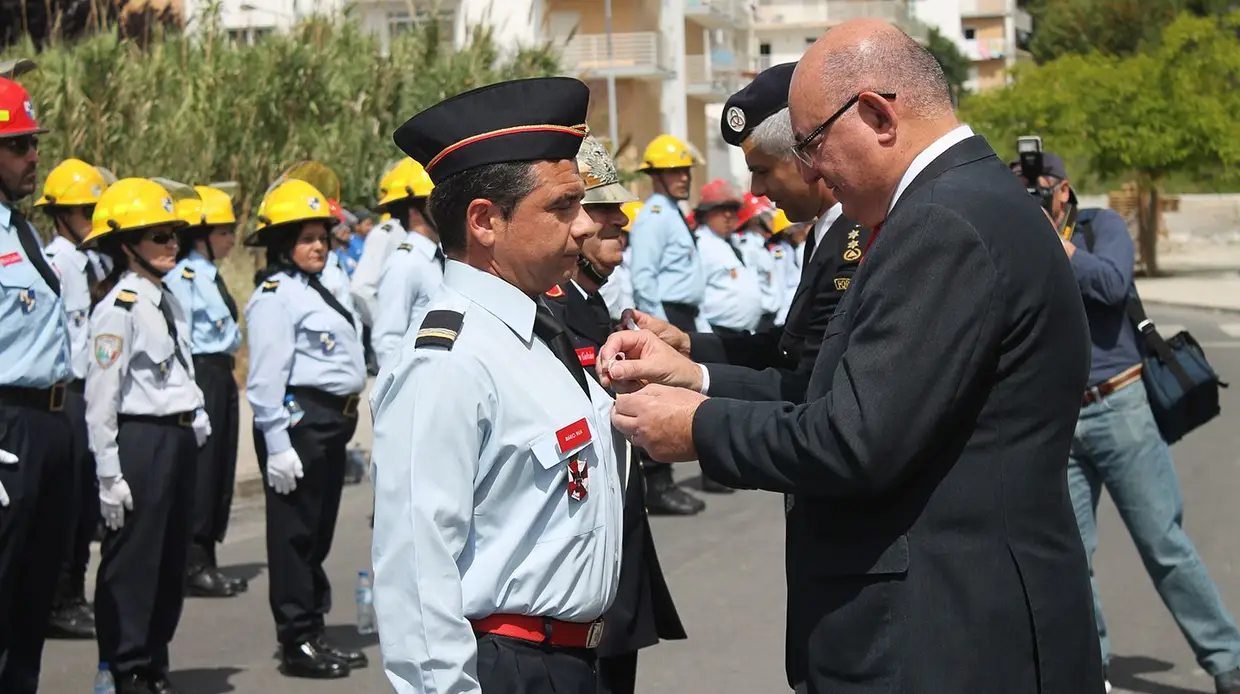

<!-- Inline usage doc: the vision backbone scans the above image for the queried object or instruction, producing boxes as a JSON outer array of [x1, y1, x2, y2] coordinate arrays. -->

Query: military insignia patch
[[414, 309, 465, 350], [729, 268, 738, 279], [115, 289, 138, 310], [162, 197, 174, 214], [94, 334, 123, 368], [181, 267, 196, 280], [726, 106, 746, 132], [397, 243, 413, 252], [773, 249, 784, 259], [545, 284, 565, 298], [319, 331, 336, 355], [834, 277, 851, 291], [17, 288, 35, 314], [649, 205, 662, 213], [842, 248, 861, 262], [158, 356, 173, 378], [261, 280, 280, 293], [72, 309, 87, 327]]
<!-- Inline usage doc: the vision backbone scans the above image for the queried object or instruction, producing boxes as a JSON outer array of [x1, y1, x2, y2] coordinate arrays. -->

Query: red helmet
[[736, 192, 774, 228], [694, 179, 743, 215], [0, 77, 47, 139]]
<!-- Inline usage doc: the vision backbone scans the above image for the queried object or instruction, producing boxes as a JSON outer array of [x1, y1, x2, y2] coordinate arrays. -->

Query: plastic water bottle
[[284, 395, 304, 427], [94, 663, 115, 694], [356, 570, 377, 635]]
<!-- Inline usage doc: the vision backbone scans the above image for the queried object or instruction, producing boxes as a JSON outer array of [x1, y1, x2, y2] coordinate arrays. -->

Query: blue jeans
[[1068, 380, 1240, 677]]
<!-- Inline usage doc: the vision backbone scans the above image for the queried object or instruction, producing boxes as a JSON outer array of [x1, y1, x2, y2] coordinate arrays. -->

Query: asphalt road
[[37, 304, 1240, 694]]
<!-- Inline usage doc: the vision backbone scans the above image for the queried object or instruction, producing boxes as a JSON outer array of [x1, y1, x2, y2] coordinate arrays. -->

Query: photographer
[[1018, 151, 1240, 694]]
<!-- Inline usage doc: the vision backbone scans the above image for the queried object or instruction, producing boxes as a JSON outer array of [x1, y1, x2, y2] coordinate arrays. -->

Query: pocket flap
[[528, 418, 595, 470]]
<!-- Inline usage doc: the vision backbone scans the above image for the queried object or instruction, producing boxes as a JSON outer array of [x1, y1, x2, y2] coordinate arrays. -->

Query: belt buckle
[[178, 412, 194, 427], [585, 620, 605, 649], [49, 382, 66, 412], [343, 394, 360, 418]]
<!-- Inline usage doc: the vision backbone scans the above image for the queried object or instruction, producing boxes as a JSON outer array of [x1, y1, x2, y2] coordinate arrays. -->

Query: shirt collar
[[0, 203, 13, 232], [444, 261, 536, 343], [187, 250, 218, 276], [811, 203, 843, 258], [47, 235, 87, 267], [889, 124, 974, 214], [122, 271, 165, 307], [570, 279, 590, 299]]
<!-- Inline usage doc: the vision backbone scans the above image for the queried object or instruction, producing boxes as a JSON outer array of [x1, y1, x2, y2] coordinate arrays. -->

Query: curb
[[1139, 299, 1240, 316]]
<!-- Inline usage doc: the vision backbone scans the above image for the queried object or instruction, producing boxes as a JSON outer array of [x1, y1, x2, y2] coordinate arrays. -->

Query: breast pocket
[[527, 418, 605, 542], [0, 263, 47, 316], [300, 315, 345, 359], [133, 331, 178, 382]]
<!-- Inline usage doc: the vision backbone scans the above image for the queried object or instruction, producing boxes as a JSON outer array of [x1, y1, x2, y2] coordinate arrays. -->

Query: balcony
[[555, 32, 674, 80], [684, 0, 753, 29], [959, 0, 1011, 17], [754, 1, 929, 42], [962, 37, 1009, 61], [685, 53, 745, 101]]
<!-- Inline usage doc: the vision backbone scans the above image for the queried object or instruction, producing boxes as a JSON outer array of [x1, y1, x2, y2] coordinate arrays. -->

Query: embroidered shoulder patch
[[833, 276, 851, 291], [181, 267, 196, 280], [397, 243, 413, 252], [648, 205, 662, 213], [94, 334, 123, 368], [114, 290, 137, 310], [414, 309, 464, 350], [261, 280, 280, 293], [545, 284, 565, 298]]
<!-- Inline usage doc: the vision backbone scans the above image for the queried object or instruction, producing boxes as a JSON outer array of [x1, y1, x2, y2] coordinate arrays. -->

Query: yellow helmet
[[194, 185, 237, 226], [770, 208, 792, 235], [638, 134, 698, 171], [245, 179, 336, 247], [620, 200, 643, 231], [377, 158, 433, 207], [35, 159, 110, 208], [80, 178, 186, 248]]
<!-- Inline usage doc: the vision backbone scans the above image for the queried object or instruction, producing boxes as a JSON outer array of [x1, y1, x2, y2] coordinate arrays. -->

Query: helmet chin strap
[[123, 239, 165, 280], [577, 255, 609, 286]]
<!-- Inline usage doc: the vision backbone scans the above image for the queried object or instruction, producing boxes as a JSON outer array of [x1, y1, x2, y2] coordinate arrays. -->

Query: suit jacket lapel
[[785, 213, 857, 324], [890, 135, 997, 217]]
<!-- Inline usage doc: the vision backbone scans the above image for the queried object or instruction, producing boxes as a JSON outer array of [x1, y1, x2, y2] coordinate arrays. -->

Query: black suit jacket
[[693, 136, 1102, 693], [544, 281, 687, 656], [690, 213, 872, 403]]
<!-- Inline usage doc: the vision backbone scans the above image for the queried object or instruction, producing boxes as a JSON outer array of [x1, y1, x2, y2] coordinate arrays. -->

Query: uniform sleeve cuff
[[699, 363, 711, 395], [264, 429, 292, 455], [95, 453, 121, 479]]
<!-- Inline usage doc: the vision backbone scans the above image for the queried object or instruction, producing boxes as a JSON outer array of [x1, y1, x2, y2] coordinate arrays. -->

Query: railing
[[754, 1, 929, 42], [962, 37, 1009, 61], [685, 54, 743, 97], [684, 0, 754, 27], [556, 32, 672, 77]]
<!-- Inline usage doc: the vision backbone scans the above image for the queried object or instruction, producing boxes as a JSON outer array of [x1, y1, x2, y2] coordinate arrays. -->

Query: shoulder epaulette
[[397, 243, 413, 252], [545, 284, 565, 298], [649, 205, 662, 213], [114, 289, 138, 310], [414, 309, 464, 351], [181, 267, 196, 280], [261, 279, 280, 293]]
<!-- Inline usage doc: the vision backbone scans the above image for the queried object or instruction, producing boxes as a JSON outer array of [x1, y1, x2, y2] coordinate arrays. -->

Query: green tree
[[1027, 0, 1236, 62], [961, 10, 1240, 275], [925, 27, 972, 100]]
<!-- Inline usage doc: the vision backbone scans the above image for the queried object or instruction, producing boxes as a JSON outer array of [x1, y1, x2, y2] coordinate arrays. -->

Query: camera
[[1016, 135, 1054, 212]]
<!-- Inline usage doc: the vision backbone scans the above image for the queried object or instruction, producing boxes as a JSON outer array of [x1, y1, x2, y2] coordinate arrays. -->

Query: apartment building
[[959, 0, 1033, 90], [752, 0, 931, 71]]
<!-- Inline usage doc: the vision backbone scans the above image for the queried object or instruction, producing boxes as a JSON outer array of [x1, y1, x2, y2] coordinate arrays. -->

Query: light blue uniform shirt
[[85, 272, 204, 477], [0, 204, 71, 387], [165, 251, 242, 356], [769, 238, 800, 326], [627, 192, 704, 320], [734, 230, 781, 317], [370, 261, 624, 694], [350, 218, 407, 327], [598, 262, 633, 322], [372, 231, 444, 371], [244, 269, 366, 455], [45, 235, 103, 380], [696, 227, 763, 332]]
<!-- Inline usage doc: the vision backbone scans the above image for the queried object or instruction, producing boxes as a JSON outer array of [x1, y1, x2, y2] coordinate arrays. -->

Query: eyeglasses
[[0, 135, 39, 156], [791, 92, 896, 168], [145, 231, 178, 245]]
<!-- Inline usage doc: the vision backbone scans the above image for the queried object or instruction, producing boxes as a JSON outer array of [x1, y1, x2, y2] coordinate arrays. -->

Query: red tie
[[861, 222, 882, 262]]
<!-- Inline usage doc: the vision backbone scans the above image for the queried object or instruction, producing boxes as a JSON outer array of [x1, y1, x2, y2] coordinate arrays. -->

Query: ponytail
[[91, 238, 129, 311]]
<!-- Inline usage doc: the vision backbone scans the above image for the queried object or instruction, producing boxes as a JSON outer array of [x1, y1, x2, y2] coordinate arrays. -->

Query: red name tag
[[0, 252, 22, 267], [556, 418, 592, 454], [575, 346, 596, 367]]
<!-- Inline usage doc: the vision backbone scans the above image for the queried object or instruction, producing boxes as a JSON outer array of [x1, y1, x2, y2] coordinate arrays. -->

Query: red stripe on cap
[[426, 124, 589, 171]]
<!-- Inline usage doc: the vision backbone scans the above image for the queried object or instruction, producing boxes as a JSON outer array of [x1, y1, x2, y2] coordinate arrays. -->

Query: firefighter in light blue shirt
[[732, 192, 781, 331], [767, 209, 802, 327], [243, 171, 367, 680], [628, 134, 706, 333], [693, 182, 763, 336], [166, 183, 249, 600], [0, 76, 76, 693]]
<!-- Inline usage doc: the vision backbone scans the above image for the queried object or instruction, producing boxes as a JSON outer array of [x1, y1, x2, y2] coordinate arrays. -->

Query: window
[[759, 42, 771, 55], [963, 27, 976, 40], [805, 37, 816, 46]]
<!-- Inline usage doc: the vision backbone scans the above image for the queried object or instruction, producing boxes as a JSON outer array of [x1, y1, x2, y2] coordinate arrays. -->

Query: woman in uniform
[[166, 185, 246, 599], [81, 177, 210, 694], [243, 176, 366, 680]]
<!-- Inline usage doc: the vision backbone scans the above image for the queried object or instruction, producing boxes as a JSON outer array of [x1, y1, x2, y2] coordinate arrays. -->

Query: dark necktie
[[8, 206, 60, 296], [585, 291, 612, 337], [533, 304, 591, 398], [802, 220, 818, 262], [84, 256, 100, 288], [433, 247, 446, 272], [213, 271, 239, 322], [307, 274, 357, 329], [157, 284, 190, 371], [729, 238, 747, 265]]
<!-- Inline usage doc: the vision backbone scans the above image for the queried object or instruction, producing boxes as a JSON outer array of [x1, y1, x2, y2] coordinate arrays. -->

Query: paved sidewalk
[[1136, 243, 1240, 313]]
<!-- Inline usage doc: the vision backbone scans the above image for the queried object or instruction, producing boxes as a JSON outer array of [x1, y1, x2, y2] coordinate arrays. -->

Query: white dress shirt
[[889, 125, 975, 213]]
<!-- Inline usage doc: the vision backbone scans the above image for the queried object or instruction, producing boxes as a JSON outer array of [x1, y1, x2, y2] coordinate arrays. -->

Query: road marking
[[1199, 341, 1240, 349], [1220, 323, 1240, 338]]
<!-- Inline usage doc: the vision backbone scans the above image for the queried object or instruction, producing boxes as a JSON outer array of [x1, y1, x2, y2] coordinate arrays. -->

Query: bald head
[[800, 19, 953, 120]]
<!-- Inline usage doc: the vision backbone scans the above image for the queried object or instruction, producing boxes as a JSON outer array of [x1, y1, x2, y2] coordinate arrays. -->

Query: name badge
[[0, 252, 22, 267], [575, 346, 596, 367], [556, 418, 591, 455]]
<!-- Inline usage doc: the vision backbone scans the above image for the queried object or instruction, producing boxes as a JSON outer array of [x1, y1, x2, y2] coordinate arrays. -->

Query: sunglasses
[[145, 231, 178, 245], [0, 135, 39, 156], [791, 92, 896, 168]]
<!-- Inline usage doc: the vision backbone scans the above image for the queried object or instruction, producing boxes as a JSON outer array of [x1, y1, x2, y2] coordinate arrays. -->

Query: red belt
[[470, 614, 605, 649]]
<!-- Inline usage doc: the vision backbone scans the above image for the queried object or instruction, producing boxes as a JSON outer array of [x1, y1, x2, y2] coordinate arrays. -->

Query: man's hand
[[598, 329, 703, 393], [612, 384, 707, 462], [618, 308, 691, 356], [0, 448, 16, 508]]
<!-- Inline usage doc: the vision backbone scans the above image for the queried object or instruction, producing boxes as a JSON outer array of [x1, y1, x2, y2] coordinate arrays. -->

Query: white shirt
[[889, 125, 975, 213], [350, 218, 408, 326], [695, 227, 763, 332], [45, 235, 100, 380], [810, 203, 843, 260], [372, 231, 444, 371], [370, 261, 623, 694]]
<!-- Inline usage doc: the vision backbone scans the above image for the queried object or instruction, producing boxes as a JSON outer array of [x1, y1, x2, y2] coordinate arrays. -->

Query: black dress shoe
[[147, 672, 181, 694], [116, 673, 155, 694], [187, 567, 239, 598], [219, 571, 248, 593], [645, 478, 705, 516], [314, 635, 368, 669], [700, 476, 735, 494], [280, 640, 350, 679], [46, 602, 96, 639]]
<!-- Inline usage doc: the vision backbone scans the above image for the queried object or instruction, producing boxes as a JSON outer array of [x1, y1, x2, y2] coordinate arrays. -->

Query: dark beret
[[720, 62, 796, 147]]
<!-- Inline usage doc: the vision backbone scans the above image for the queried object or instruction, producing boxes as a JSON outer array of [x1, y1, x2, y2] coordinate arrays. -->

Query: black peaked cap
[[720, 62, 796, 147]]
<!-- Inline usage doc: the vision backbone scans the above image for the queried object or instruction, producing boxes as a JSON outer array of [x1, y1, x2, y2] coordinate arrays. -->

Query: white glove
[[99, 475, 134, 531], [192, 409, 212, 448], [267, 448, 304, 495], [0, 448, 17, 508]]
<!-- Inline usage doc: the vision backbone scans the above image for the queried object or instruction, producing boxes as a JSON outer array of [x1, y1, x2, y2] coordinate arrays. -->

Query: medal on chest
[[18, 288, 35, 313], [556, 418, 592, 502], [319, 331, 336, 355]]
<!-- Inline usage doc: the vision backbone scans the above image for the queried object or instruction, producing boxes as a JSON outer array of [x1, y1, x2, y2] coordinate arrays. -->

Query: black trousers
[[661, 302, 698, 333], [95, 416, 196, 678], [55, 382, 98, 606], [0, 401, 74, 693], [255, 389, 357, 646], [188, 354, 239, 571], [596, 651, 637, 694], [476, 634, 597, 694], [709, 324, 750, 338]]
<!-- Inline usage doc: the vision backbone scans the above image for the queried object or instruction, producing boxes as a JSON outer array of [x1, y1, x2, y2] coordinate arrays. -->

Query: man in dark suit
[[625, 61, 872, 405], [546, 134, 686, 694], [597, 19, 1103, 694]]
